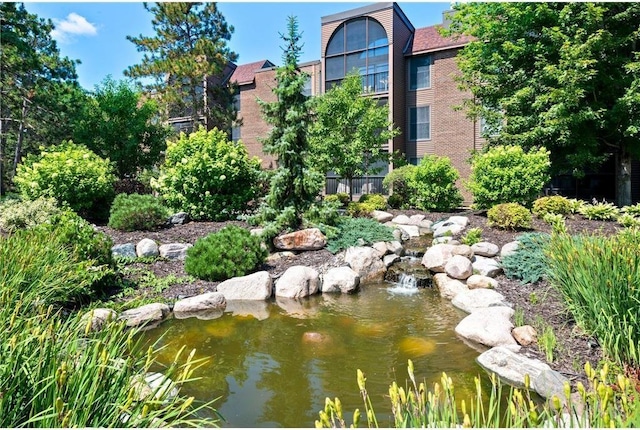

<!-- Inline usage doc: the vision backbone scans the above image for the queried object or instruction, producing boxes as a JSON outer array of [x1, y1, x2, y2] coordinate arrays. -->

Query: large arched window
[[325, 17, 389, 93]]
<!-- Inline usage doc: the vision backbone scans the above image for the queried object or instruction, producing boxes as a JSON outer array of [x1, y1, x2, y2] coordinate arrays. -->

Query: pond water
[[139, 279, 496, 427]]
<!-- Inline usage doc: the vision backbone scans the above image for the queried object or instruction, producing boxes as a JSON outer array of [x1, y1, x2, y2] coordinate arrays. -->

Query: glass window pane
[[346, 18, 366, 51], [368, 20, 388, 48], [326, 25, 345, 55], [346, 52, 366, 75], [410, 55, 431, 90], [326, 56, 344, 81]]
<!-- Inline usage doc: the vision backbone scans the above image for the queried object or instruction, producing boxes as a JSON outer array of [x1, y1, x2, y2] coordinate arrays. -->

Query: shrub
[[387, 193, 404, 210], [617, 213, 640, 228], [325, 192, 350, 207], [578, 200, 620, 220], [467, 145, 550, 209], [501, 233, 550, 284], [487, 203, 532, 230], [622, 203, 640, 216], [0, 197, 61, 232], [382, 165, 416, 209], [532, 195, 573, 217], [542, 213, 568, 235], [358, 193, 387, 210], [14, 141, 116, 220], [567, 198, 585, 214], [408, 156, 463, 212], [152, 127, 262, 221], [185, 225, 267, 281], [459, 227, 483, 245], [326, 217, 394, 253], [303, 200, 341, 229], [108, 193, 170, 231]]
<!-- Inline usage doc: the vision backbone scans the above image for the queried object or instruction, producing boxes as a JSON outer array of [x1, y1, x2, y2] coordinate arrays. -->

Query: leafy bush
[[303, 200, 341, 228], [185, 225, 267, 281], [501, 233, 550, 284], [467, 145, 550, 209], [108, 193, 170, 231], [459, 227, 483, 245], [487, 203, 532, 230], [547, 229, 640, 365], [408, 155, 463, 212], [152, 127, 262, 221], [326, 217, 394, 253], [387, 194, 404, 210], [617, 213, 640, 228], [358, 193, 387, 210], [325, 193, 350, 207], [382, 165, 416, 209], [542, 213, 568, 235], [622, 203, 640, 216], [567, 198, 584, 214], [578, 200, 620, 220], [14, 141, 116, 220], [532, 195, 573, 217], [0, 196, 61, 232]]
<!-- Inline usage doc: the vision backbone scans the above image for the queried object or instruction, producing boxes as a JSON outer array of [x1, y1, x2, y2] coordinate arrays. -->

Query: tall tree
[[309, 73, 400, 201], [125, 2, 238, 133], [449, 3, 640, 206], [73, 76, 171, 179]]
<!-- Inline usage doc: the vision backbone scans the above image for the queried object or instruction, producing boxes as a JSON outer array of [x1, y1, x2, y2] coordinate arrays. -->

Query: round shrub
[[532, 196, 573, 217], [108, 193, 170, 231], [14, 141, 116, 220], [467, 145, 550, 209], [408, 155, 463, 212], [387, 193, 404, 210], [487, 202, 532, 230], [358, 193, 387, 210], [185, 225, 267, 281], [0, 197, 61, 233], [383, 165, 416, 209], [152, 127, 262, 221]]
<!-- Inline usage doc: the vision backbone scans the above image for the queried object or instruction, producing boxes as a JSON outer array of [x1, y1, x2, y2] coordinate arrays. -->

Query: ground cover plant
[[326, 217, 394, 254], [501, 233, 550, 284], [0, 196, 60, 232], [108, 193, 170, 231]]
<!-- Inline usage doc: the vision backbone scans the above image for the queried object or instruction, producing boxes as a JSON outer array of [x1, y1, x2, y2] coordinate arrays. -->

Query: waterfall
[[388, 273, 419, 295]]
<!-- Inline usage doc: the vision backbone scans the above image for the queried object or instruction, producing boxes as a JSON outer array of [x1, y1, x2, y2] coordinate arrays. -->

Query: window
[[409, 106, 430, 140], [231, 125, 241, 142], [409, 55, 431, 90], [233, 93, 241, 111], [302, 76, 312, 96], [409, 157, 422, 166]]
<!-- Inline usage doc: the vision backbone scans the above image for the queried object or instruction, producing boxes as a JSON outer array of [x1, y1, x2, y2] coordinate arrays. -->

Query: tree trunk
[[616, 148, 632, 207], [11, 97, 29, 179], [347, 176, 354, 202]]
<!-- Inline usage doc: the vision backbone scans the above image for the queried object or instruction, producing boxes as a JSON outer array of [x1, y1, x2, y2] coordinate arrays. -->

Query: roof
[[230, 60, 275, 85], [407, 25, 474, 55]]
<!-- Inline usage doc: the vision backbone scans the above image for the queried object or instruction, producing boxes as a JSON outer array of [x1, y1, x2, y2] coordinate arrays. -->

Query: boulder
[[471, 242, 500, 258], [455, 306, 518, 348], [344, 246, 387, 284], [433, 273, 469, 300], [418, 219, 434, 229], [472, 255, 502, 277], [466, 274, 498, 289], [80, 308, 117, 332], [477, 346, 570, 399], [451, 289, 509, 313], [386, 241, 404, 256], [422, 244, 454, 272], [383, 253, 400, 267], [136, 238, 159, 258], [216, 271, 273, 300], [169, 212, 189, 225], [444, 255, 473, 280], [512, 325, 537, 346], [265, 251, 296, 264], [173, 292, 226, 320], [449, 216, 469, 227], [225, 300, 270, 320], [433, 223, 465, 238], [120, 303, 170, 328], [112, 243, 136, 259], [321, 266, 360, 294], [396, 224, 420, 238], [249, 228, 264, 236], [391, 214, 411, 225], [273, 228, 327, 251], [159, 243, 192, 260], [371, 210, 393, 223], [452, 244, 474, 259], [275, 266, 320, 298], [409, 214, 426, 225], [371, 241, 389, 257], [501, 241, 520, 258]]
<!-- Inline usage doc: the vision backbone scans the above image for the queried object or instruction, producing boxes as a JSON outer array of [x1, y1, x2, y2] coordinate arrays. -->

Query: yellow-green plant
[[460, 227, 483, 245], [538, 325, 558, 363], [487, 202, 532, 230], [578, 200, 620, 220], [533, 195, 573, 217], [617, 213, 640, 228]]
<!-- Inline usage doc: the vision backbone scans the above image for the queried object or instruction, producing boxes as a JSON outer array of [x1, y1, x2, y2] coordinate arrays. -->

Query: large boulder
[[173, 292, 226, 320], [321, 266, 360, 294], [451, 289, 509, 313], [512, 325, 537, 346], [433, 222, 465, 238], [273, 228, 327, 251], [501, 241, 520, 258], [112, 243, 136, 259], [421, 244, 454, 272], [452, 244, 473, 259], [159, 243, 192, 260], [448, 216, 469, 227], [472, 255, 502, 278], [275, 266, 320, 298], [444, 255, 473, 280], [455, 306, 518, 348], [409, 214, 426, 225], [216, 271, 273, 300], [386, 241, 404, 256], [466, 274, 498, 290], [396, 224, 420, 238], [119, 303, 170, 328], [433, 273, 469, 300], [383, 253, 400, 267], [391, 214, 411, 225], [169, 212, 189, 225], [371, 210, 393, 223], [80, 308, 117, 332], [136, 238, 159, 258], [471, 242, 500, 258], [344, 246, 387, 284]]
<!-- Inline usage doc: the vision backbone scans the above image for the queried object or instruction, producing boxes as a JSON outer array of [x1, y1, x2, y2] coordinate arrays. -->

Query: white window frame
[[408, 106, 431, 141]]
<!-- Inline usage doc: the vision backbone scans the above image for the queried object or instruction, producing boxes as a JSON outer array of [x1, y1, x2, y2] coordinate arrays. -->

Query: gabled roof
[[230, 59, 276, 85], [406, 24, 474, 55]]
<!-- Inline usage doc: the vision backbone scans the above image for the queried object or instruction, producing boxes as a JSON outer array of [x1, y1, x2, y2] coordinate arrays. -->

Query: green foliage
[[108, 193, 170, 231], [303, 200, 341, 229], [514, 308, 525, 327], [487, 202, 532, 230], [358, 193, 387, 210], [324, 193, 350, 208], [185, 225, 267, 282], [14, 141, 116, 220], [542, 213, 568, 235], [383, 165, 417, 210], [578, 200, 620, 220], [622, 203, 640, 216], [0, 196, 60, 232], [537, 324, 558, 363], [567, 198, 585, 214], [617, 213, 640, 228], [459, 227, 483, 246], [326, 217, 394, 254], [153, 127, 261, 221], [547, 229, 640, 365], [467, 145, 550, 209], [408, 156, 463, 212], [532, 195, 573, 217], [501, 233, 550, 284]]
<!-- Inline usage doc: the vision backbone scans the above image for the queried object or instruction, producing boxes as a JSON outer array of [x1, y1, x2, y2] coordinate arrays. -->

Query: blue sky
[[24, 2, 451, 91]]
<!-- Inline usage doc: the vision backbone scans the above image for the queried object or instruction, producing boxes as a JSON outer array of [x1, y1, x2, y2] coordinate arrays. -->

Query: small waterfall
[[388, 273, 419, 295]]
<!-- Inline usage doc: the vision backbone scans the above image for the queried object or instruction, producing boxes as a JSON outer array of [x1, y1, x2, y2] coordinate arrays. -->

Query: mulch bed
[[97, 210, 623, 389]]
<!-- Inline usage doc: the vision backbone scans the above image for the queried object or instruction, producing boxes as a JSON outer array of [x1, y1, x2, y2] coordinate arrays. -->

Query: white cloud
[[51, 13, 98, 43]]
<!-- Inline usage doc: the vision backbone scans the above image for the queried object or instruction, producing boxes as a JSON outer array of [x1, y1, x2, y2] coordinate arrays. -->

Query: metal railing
[[360, 71, 389, 93], [325, 177, 387, 196]]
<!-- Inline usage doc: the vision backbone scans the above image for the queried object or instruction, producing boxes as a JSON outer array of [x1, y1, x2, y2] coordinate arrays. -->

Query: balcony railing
[[325, 176, 387, 196], [361, 71, 389, 93]]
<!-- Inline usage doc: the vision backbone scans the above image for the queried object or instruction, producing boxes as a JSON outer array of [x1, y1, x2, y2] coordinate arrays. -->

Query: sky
[[24, 1, 451, 91]]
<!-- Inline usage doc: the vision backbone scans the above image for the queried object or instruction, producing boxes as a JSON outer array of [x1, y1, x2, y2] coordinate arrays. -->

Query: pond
[[139, 277, 497, 427]]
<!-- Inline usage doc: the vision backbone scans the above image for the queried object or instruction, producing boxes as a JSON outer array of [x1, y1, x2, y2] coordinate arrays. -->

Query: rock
[[391, 214, 411, 225], [173, 292, 226, 320], [111, 243, 136, 259], [169, 211, 189, 225], [371, 210, 393, 223], [501, 241, 520, 258], [275, 296, 318, 319], [136, 238, 159, 258], [434, 222, 465, 238], [392, 228, 404, 242], [452, 244, 473, 259], [225, 300, 270, 320], [321, 266, 360, 294], [418, 219, 433, 229], [449, 216, 469, 227], [275, 266, 320, 298], [455, 307, 518, 348], [477, 346, 570, 399], [273, 228, 327, 251], [396, 224, 420, 238], [159, 243, 192, 260], [433, 273, 469, 300], [512, 325, 537, 346], [444, 255, 473, 280], [80, 308, 117, 332], [302, 331, 332, 344], [472, 255, 503, 277], [386, 241, 404, 256], [216, 271, 273, 300], [344, 246, 387, 284], [372, 241, 389, 257], [266, 251, 296, 264], [249, 228, 264, 236], [471, 242, 500, 258], [132, 372, 179, 402], [421, 244, 454, 272], [451, 289, 509, 313], [466, 274, 498, 289], [383, 253, 400, 267], [409, 214, 426, 225], [120, 303, 170, 328]]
